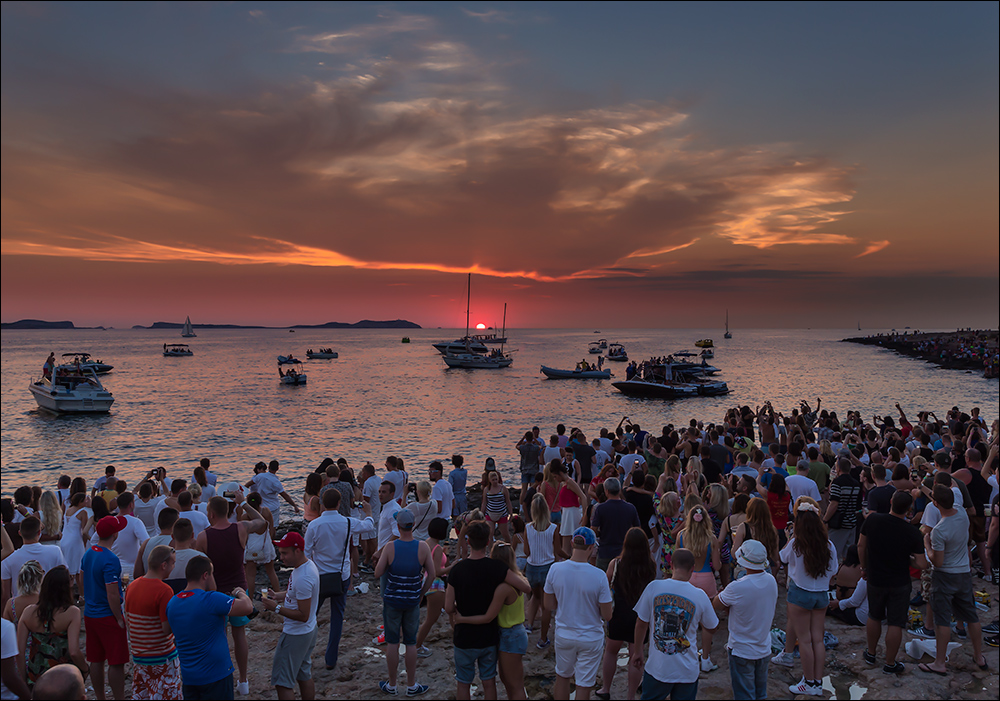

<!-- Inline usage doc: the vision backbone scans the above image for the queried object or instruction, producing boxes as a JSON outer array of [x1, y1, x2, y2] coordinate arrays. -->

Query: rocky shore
[[843, 330, 999, 377]]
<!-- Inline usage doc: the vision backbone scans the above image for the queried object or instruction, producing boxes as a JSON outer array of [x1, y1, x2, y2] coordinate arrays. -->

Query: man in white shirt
[[618, 442, 646, 478], [383, 456, 408, 507], [713, 542, 777, 700], [785, 460, 822, 511], [259, 532, 320, 701], [360, 463, 382, 570], [544, 527, 613, 701], [376, 482, 402, 556], [245, 461, 300, 534], [429, 462, 454, 519], [304, 490, 376, 671], [88, 493, 149, 576], [176, 491, 211, 536], [632, 548, 719, 701], [1, 517, 66, 605]]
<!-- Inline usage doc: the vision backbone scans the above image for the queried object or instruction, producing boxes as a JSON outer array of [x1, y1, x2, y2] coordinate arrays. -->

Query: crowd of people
[[1, 402, 998, 700]]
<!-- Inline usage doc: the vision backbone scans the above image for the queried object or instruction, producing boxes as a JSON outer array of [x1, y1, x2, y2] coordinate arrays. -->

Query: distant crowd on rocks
[[848, 328, 999, 377], [2, 399, 998, 700]]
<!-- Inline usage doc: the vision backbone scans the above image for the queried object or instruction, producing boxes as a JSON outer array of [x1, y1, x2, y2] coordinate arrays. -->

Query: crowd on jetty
[[849, 328, 999, 377], [2, 401, 999, 700]]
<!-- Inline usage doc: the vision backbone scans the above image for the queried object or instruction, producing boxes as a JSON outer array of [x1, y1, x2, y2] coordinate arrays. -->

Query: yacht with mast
[[442, 274, 513, 369], [724, 310, 732, 339]]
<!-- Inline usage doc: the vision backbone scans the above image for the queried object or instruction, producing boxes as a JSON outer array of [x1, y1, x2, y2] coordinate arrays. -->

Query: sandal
[[917, 662, 947, 676]]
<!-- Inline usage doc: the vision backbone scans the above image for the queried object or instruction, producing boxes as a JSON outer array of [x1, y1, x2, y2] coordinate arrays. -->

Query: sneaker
[[788, 678, 823, 696], [346, 588, 359, 597], [236, 680, 250, 696], [910, 592, 925, 607], [883, 661, 905, 675], [379, 681, 398, 695], [535, 638, 551, 650], [863, 649, 877, 665], [771, 651, 795, 668], [360, 563, 375, 573], [700, 657, 718, 672], [372, 633, 386, 645], [406, 684, 429, 697], [910, 626, 936, 638], [951, 623, 968, 640], [985, 635, 999, 648], [984, 620, 1000, 636], [417, 645, 432, 658]]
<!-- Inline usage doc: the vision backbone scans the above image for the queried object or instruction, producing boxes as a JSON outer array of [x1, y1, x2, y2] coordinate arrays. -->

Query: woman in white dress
[[58, 494, 93, 597]]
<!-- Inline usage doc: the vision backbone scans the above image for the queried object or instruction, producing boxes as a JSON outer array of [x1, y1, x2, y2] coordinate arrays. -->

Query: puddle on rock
[[822, 674, 867, 700]]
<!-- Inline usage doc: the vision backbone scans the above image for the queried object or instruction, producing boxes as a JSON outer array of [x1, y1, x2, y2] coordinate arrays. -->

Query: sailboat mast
[[465, 273, 471, 338], [500, 303, 507, 350]]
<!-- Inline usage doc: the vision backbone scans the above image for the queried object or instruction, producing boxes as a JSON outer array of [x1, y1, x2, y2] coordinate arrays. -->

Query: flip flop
[[918, 663, 947, 676], [976, 655, 988, 671]]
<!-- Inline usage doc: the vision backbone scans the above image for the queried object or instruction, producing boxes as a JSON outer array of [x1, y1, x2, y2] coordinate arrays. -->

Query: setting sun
[[475, 323, 487, 330]]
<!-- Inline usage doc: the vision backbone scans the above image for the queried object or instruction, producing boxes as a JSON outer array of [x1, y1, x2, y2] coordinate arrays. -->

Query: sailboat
[[442, 275, 513, 369], [724, 310, 732, 339], [181, 316, 197, 338]]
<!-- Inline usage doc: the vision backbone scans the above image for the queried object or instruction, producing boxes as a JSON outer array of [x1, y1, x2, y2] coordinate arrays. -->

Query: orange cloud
[[855, 240, 891, 258]]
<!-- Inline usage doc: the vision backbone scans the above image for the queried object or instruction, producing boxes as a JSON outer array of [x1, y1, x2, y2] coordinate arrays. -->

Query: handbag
[[320, 519, 351, 598]]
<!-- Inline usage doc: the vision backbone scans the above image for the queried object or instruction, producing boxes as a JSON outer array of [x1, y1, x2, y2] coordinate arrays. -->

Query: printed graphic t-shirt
[[634, 578, 719, 684]]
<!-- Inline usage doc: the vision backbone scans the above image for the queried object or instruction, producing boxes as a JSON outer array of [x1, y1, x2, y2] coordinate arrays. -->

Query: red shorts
[[85, 615, 129, 665], [486, 512, 509, 524]]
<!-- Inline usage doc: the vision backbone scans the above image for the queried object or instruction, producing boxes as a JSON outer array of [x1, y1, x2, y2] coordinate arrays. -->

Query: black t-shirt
[[572, 444, 597, 483], [708, 443, 729, 468], [518, 442, 541, 474], [702, 458, 723, 484], [591, 499, 640, 559], [860, 513, 922, 588], [866, 484, 896, 514], [624, 489, 654, 538], [662, 434, 679, 454], [448, 557, 509, 649], [964, 471, 990, 518]]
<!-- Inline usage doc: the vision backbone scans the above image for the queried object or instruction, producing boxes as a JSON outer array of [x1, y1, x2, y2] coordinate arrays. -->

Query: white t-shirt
[[785, 474, 822, 511], [134, 496, 163, 536], [594, 449, 610, 470], [383, 471, 407, 506], [0, 543, 66, 597], [363, 475, 382, 525], [178, 509, 211, 536], [252, 472, 286, 519], [89, 514, 148, 573], [431, 479, 454, 521], [634, 578, 719, 684], [543, 560, 612, 643], [543, 446, 563, 465], [780, 537, 838, 592], [1, 618, 17, 700], [717, 572, 778, 659], [619, 454, 646, 475], [282, 559, 320, 635], [988, 474, 999, 507], [377, 500, 401, 551], [919, 486, 965, 529]]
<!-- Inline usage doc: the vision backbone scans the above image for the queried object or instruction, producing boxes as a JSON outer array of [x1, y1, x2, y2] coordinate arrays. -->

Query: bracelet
[[275, 604, 282, 615]]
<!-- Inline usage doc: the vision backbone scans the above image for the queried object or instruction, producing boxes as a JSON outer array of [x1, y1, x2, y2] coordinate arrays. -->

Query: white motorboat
[[540, 365, 611, 379], [306, 348, 338, 359], [279, 361, 307, 385], [181, 316, 197, 338], [61, 352, 113, 374], [700, 348, 715, 359], [597, 338, 608, 349], [441, 275, 513, 369], [163, 344, 193, 357], [433, 338, 489, 355], [606, 343, 628, 361], [612, 379, 698, 398], [588, 342, 603, 354], [277, 354, 302, 365], [29, 364, 114, 413]]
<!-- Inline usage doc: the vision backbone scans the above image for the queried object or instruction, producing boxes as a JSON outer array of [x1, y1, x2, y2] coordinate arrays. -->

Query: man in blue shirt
[[81, 516, 128, 701], [166, 555, 254, 700]]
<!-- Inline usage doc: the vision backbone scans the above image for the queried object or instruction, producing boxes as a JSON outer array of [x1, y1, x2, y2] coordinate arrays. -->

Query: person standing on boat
[[42, 353, 55, 380]]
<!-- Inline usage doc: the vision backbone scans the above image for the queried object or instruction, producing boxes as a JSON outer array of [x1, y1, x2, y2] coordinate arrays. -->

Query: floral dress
[[26, 622, 71, 684], [708, 508, 731, 564], [652, 492, 678, 577]]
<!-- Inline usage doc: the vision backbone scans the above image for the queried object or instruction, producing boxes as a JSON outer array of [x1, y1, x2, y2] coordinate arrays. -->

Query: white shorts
[[559, 506, 582, 536], [554, 634, 603, 687]]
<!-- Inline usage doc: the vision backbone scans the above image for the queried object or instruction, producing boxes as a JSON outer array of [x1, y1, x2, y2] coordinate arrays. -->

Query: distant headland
[[2, 319, 421, 330], [843, 329, 998, 378]]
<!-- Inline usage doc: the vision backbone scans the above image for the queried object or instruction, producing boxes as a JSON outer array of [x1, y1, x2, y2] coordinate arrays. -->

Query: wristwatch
[[275, 604, 282, 616]]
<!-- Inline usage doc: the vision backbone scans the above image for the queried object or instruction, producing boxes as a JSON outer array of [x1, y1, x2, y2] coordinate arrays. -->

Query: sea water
[[2, 327, 997, 495]]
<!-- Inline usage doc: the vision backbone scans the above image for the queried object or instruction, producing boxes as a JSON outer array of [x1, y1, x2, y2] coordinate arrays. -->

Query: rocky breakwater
[[843, 329, 999, 377]]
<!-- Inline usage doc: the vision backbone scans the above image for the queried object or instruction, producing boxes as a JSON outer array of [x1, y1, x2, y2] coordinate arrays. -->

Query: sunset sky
[[2, 2, 997, 329]]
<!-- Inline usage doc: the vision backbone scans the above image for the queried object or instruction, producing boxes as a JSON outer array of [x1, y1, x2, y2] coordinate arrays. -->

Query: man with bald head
[[31, 663, 86, 700]]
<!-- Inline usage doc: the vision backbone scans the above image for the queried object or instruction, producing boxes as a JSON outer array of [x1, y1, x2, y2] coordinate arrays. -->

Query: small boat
[[441, 276, 513, 369], [597, 338, 608, 349], [540, 365, 611, 379], [61, 352, 113, 374], [686, 376, 730, 395], [306, 348, 338, 359], [401, 337, 410, 343], [724, 310, 732, 339], [612, 379, 698, 398], [433, 338, 489, 355], [278, 361, 307, 385], [277, 354, 301, 365], [181, 316, 197, 338], [29, 364, 114, 413], [700, 348, 715, 359], [163, 344, 193, 357], [605, 343, 628, 361], [695, 339, 714, 348], [587, 342, 603, 354]]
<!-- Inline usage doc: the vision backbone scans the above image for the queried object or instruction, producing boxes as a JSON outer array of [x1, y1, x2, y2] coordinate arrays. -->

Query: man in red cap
[[81, 515, 129, 700], [260, 531, 320, 701]]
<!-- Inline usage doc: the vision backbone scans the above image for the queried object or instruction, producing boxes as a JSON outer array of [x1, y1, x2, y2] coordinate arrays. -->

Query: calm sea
[[2, 327, 997, 497]]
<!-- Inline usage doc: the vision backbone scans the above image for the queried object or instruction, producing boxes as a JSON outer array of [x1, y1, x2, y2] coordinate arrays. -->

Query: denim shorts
[[787, 581, 830, 610], [454, 645, 497, 685], [525, 562, 552, 590], [516, 556, 528, 574], [383, 605, 420, 646], [499, 625, 528, 655]]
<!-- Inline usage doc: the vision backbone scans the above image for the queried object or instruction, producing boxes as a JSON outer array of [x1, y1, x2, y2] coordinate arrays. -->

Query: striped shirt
[[384, 539, 423, 609], [124, 577, 177, 663], [525, 523, 557, 566]]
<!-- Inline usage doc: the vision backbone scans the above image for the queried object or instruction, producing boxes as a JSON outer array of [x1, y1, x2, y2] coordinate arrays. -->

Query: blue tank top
[[385, 539, 423, 609]]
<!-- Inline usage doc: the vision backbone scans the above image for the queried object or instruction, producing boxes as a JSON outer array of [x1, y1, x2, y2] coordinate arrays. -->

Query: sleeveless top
[[541, 482, 562, 513], [303, 494, 321, 522], [204, 523, 246, 592], [497, 592, 525, 629], [143, 534, 173, 571], [525, 523, 557, 566], [26, 617, 71, 683], [384, 539, 422, 609], [485, 490, 507, 515]]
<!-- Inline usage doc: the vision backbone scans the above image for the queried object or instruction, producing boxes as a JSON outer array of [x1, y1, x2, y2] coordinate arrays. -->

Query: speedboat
[[306, 348, 338, 359], [181, 316, 197, 338], [686, 376, 729, 395], [163, 344, 193, 357], [279, 361, 307, 385], [588, 342, 603, 354], [433, 338, 489, 355], [694, 339, 714, 348], [29, 364, 114, 413], [612, 379, 698, 398], [277, 354, 301, 364], [61, 352, 113, 374], [700, 348, 715, 359], [606, 343, 628, 361], [597, 338, 608, 349], [443, 350, 513, 369], [540, 365, 611, 379]]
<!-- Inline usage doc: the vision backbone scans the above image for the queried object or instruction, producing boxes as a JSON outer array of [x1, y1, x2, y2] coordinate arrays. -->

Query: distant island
[[3, 318, 420, 330]]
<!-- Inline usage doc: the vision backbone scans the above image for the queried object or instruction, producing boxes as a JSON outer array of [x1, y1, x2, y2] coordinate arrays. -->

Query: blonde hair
[[39, 491, 62, 539], [685, 456, 703, 477], [705, 484, 730, 520], [793, 495, 820, 513], [681, 505, 714, 562], [530, 494, 551, 532], [490, 541, 519, 574], [683, 493, 703, 514], [17, 560, 44, 597], [188, 483, 203, 500], [819, 440, 834, 458], [657, 491, 680, 518], [416, 480, 432, 500]]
